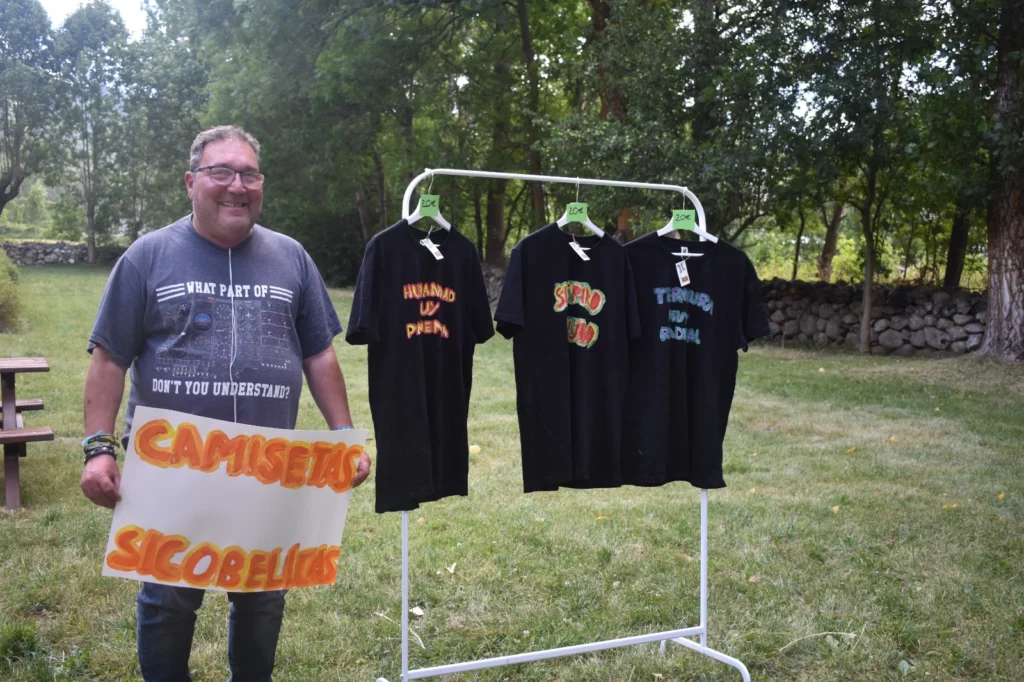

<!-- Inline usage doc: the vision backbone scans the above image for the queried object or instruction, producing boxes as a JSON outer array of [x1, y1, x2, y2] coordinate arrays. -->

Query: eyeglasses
[[192, 165, 266, 189]]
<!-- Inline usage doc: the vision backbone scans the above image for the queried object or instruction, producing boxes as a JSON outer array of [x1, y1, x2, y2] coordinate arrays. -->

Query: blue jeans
[[136, 583, 287, 682]]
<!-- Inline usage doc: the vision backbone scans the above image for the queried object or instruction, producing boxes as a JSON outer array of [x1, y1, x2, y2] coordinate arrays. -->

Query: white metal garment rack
[[376, 168, 751, 682]]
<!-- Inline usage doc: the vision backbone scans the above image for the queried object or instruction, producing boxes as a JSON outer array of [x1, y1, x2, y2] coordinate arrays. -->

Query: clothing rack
[[376, 168, 751, 682]]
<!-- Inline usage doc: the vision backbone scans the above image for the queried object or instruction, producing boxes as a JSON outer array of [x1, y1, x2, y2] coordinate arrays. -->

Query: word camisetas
[[133, 419, 364, 492]]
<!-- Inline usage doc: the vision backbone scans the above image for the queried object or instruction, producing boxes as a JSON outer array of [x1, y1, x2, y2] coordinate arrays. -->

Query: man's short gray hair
[[189, 126, 261, 170]]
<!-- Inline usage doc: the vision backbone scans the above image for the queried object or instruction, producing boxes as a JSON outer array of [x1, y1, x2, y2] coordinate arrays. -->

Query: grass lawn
[[1, 265, 1022, 681]]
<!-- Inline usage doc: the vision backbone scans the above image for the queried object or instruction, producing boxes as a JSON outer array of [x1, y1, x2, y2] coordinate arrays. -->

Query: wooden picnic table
[[2, 357, 54, 508]]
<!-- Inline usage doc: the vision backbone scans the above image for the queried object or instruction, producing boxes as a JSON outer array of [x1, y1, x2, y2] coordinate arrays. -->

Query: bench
[[2, 358, 53, 509]]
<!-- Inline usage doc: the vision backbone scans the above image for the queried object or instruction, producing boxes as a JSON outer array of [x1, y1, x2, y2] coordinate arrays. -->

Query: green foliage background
[[0, 0, 1013, 290]]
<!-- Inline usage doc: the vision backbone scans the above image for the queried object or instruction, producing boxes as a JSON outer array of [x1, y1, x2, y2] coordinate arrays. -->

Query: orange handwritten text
[[133, 420, 363, 492], [106, 525, 341, 591], [567, 316, 600, 348], [553, 281, 606, 315], [405, 319, 451, 339], [403, 282, 456, 302]]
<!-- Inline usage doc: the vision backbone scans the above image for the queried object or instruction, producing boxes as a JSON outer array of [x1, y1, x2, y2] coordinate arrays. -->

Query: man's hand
[[82, 345, 127, 508], [80, 455, 122, 508], [352, 450, 371, 488]]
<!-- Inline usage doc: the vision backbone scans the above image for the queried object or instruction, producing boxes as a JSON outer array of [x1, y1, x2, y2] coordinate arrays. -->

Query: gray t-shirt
[[89, 216, 342, 435]]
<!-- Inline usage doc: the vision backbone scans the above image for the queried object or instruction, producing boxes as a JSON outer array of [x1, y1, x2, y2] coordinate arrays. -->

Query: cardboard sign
[[102, 406, 367, 592]]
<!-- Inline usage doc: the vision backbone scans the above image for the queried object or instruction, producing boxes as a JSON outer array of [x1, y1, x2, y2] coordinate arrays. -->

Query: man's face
[[184, 138, 263, 247]]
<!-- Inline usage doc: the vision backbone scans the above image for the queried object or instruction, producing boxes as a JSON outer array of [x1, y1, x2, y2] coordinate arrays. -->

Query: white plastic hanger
[[556, 179, 604, 238], [406, 176, 451, 230], [670, 246, 703, 259], [407, 199, 450, 230]]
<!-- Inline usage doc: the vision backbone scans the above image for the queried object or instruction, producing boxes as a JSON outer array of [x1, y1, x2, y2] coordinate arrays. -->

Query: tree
[[114, 22, 207, 240], [916, 0, 995, 288], [19, 179, 49, 226], [817, 201, 846, 282], [0, 0, 54, 218], [540, 0, 801, 242], [53, 1, 132, 262], [805, 0, 934, 352], [980, 0, 1024, 360]]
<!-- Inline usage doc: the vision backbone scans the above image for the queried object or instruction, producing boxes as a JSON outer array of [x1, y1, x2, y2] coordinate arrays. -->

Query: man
[[80, 125, 370, 682]]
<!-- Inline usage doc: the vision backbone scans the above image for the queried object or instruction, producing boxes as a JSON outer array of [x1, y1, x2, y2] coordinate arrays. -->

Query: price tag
[[420, 238, 444, 260], [569, 241, 591, 261], [419, 194, 440, 218], [675, 260, 690, 287], [566, 202, 588, 223], [672, 209, 696, 231]]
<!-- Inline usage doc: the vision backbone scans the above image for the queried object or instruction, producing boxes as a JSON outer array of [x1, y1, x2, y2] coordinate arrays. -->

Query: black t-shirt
[[347, 220, 495, 512], [495, 223, 640, 492], [622, 233, 770, 489]]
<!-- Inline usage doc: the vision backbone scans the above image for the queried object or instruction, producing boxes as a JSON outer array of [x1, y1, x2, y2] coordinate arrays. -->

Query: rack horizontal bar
[[406, 626, 704, 679]]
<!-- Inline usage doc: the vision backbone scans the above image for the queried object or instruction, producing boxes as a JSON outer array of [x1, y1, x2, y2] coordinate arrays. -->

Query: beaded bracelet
[[83, 431, 120, 464]]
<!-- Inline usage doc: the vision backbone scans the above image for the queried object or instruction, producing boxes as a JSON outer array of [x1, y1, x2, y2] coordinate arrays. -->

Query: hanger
[[656, 204, 718, 244], [556, 179, 604, 238], [407, 175, 451, 230]]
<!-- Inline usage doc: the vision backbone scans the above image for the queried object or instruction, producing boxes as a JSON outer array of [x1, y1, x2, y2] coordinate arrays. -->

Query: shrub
[[0, 249, 23, 333]]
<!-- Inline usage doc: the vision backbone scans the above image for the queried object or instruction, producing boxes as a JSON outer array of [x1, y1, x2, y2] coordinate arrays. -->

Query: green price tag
[[419, 194, 440, 218], [672, 209, 696, 231], [566, 202, 588, 223]]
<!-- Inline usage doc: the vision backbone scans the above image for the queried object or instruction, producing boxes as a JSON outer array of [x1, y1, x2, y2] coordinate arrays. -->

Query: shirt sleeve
[[738, 256, 771, 352], [345, 240, 380, 345], [494, 245, 525, 339], [623, 253, 641, 340], [296, 251, 343, 358], [87, 254, 146, 368], [469, 248, 495, 344]]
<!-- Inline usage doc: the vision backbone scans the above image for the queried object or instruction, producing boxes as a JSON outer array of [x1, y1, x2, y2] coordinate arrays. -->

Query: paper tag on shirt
[[676, 260, 690, 287], [569, 241, 591, 261], [420, 238, 444, 260]]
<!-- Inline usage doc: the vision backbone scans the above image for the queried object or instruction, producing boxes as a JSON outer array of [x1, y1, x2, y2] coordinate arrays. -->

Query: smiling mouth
[[219, 202, 247, 208]]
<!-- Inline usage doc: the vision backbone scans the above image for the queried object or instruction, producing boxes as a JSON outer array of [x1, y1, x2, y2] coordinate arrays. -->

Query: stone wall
[[482, 263, 505, 306], [0, 241, 126, 265], [759, 278, 987, 356], [485, 265, 985, 356]]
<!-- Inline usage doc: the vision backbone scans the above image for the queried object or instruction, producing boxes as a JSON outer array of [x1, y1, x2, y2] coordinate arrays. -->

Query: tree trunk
[[616, 206, 634, 243], [355, 181, 373, 243], [86, 202, 97, 264], [588, 0, 626, 120], [980, 0, 1024, 360], [485, 179, 508, 267], [943, 194, 971, 288], [691, 0, 723, 142], [791, 208, 806, 281], [396, 90, 415, 190], [483, 57, 513, 266], [516, 0, 546, 227], [817, 202, 844, 281], [474, 190, 484, 258], [858, 171, 878, 354], [371, 150, 387, 232], [0, 174, 25, 219]]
